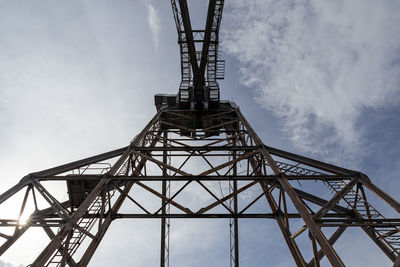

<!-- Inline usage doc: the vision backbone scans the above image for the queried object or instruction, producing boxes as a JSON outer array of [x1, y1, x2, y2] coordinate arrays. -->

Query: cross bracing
[[1, 106, 399, 266], [0, 0, 399, 266]]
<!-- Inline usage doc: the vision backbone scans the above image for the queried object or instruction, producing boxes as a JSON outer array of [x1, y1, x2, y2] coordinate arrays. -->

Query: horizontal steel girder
[[1, 107, 399, 266]]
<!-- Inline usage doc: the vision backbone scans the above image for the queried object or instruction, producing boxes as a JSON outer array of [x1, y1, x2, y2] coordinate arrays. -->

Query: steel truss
[[1, 106, 399, 266], [171, 0, 225, 107]]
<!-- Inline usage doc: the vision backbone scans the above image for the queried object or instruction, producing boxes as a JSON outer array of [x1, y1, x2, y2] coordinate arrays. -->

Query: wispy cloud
[[0, 260, 23, 267], [223, 0, 400, 163], [141, 0, 161, 49]]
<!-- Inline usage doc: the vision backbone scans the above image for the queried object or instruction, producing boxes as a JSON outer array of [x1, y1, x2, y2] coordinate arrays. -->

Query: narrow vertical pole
[[233, 137, 239, 267], [233, 182, 239, 267], [160, 131, 168, 267]]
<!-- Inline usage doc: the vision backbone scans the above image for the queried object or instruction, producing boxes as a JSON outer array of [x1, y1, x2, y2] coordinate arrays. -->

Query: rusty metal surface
[[0, 107, 399, 266], [0, 1, 399, 266], [169, 0, 225, 109]]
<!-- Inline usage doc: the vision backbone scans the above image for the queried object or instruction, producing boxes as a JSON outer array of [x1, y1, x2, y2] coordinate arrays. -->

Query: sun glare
[[18, 214, 30, 225]]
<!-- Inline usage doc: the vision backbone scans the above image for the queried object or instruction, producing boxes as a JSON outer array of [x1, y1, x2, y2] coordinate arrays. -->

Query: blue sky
[[0, 0, 399, 266]]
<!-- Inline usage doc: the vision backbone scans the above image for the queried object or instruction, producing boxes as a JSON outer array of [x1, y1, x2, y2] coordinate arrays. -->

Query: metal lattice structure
[[1, 1, 400, 266], [170, 0, 225, 109]]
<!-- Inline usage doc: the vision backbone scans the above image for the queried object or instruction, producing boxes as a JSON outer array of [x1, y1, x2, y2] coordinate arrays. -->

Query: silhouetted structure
[[1, 1, 399, 266]]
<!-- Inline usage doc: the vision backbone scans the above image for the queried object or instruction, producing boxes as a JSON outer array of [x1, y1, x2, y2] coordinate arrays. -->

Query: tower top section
[[155, 0, 225, 111]]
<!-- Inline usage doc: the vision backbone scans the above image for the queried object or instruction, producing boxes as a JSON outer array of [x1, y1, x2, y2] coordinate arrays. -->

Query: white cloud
[[141, 1, 161, 49], [223, 0, 400, 163], [0, 260, 23, 267]]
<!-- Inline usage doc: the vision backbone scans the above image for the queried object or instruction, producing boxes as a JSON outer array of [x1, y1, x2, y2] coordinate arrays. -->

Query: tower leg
[[230, 137, 239, 267], [1, 107, 399, 265], [161, 186, 167, 267], [161, 131, 169, 267], [236, 109, 345, 267], [233, 180, 239, 267]]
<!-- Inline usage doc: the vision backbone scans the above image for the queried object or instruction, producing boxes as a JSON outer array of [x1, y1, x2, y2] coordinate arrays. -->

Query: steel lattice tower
[[1, 1, 400, 266]]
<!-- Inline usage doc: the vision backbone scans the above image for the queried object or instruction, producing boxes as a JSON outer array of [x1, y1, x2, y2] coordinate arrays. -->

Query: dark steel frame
[[1, 1, 399, 266], [1, 107, 399, 266], [171, 0, 225, 107]]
